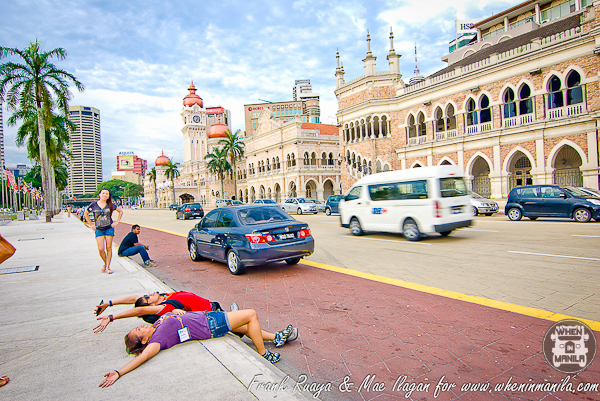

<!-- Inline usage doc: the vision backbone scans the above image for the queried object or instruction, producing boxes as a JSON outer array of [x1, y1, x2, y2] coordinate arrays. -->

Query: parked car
[[325, 195, 344, 215], [469, 191, 499, 216], [308, 199, 326, 212], [187, 205, 315, 275], [253, 199, 277, 205], [131, 205, 140, 210], [280, 197, 318, 215], [564, 186, 600, 198], [505, 185, 600, 222], [216, 199, 244, 207], [169, 204, 179, 210], [176, 203, 204, 220]]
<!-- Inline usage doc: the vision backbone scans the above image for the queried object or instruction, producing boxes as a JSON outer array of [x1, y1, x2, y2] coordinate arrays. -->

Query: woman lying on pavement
[[94, 290, 298, 345], [99, 309, 282, 387]]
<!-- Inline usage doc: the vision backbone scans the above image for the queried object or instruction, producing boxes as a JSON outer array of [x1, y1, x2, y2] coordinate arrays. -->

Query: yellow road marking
[[302, 259, 600, 331], [124, 221, 600, 331]]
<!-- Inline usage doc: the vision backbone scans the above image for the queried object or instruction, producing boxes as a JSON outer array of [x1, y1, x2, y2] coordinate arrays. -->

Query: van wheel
[[403, 219, 421, 241], [507, 208, 522, 221], [325, 207, 331, 216], [297, 208, 303, 215], [286, 258, 301, 265], [574, 207, 591, 223], [471, 206, 478, 216], [349, 217, 363, 236], [227, 250, 245, 275]]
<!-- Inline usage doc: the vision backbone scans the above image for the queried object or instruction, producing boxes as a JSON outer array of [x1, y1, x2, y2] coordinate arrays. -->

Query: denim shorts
[[95, 227, 115, 237], [205, 311, 231, 338]]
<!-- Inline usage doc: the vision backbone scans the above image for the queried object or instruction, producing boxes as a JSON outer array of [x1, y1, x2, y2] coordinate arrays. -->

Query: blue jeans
[[95, 227, 115, 237], [119, 246, 150, 262], [205, 311, 231, 338]]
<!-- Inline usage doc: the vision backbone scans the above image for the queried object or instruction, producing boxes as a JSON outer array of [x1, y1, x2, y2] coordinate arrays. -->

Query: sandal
[[106, 269, 113, 274], [0, 376, 9, 387], [101, 266, 106, 273]]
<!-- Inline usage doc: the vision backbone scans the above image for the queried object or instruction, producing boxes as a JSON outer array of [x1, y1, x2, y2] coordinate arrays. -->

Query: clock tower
[[181, 81, 207, 169]]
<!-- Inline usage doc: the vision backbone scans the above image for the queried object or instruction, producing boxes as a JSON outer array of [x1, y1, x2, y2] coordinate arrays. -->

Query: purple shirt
[[149, 312, 212, 351]]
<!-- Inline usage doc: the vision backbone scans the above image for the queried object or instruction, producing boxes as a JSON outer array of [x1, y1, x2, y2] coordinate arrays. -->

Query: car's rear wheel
[[325, 207, 331, 216], [297, 208, 303, 215], [349, 217, 363, 236], [189, 241, 202, 261], [403, 218, 421, 241], [574, 207, 591, 223], [529, 217, 537, 220], [286, 257, 301, 265], [507, 208, 522, 221], [471, 206, 478, 216], [227, 250, 245, 275]]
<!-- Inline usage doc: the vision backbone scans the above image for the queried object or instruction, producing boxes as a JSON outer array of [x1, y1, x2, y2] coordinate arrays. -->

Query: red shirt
[[156, 291, 211, 315]]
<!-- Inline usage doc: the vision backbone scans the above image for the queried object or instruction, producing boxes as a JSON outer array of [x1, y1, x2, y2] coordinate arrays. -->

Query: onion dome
[[183, 80, 203, 108], [208, 122, 230, 139], [155, 150, 169, 166]]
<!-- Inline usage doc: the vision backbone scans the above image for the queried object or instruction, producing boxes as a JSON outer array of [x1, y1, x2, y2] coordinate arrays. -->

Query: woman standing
[[84, 189, 123, 274]]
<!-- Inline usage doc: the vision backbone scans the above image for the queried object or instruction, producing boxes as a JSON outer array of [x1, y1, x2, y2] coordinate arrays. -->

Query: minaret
[[408, 43, 424, 85], [335, 48, 345, 89], [362, 30, 377, 75], [387, 27, 401, 75]]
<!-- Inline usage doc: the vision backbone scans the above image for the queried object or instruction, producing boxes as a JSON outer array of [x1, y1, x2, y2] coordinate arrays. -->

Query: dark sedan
[[187, 205, 315, 275], [176, 203, 204, 220]]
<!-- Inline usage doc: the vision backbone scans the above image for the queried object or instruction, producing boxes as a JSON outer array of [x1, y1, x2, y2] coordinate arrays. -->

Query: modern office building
[[116, 152, 147, 176], [67, 106, 103, 196], [293, 79, 312, 101], [206, 106, 231, 130], [335, 1, 600, 197]]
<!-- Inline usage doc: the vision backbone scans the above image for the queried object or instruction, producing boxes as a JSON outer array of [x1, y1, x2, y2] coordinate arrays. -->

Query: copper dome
[[183, 80, 203, 108], [155, 150, 169, 166], [208, 123, 230, 139]]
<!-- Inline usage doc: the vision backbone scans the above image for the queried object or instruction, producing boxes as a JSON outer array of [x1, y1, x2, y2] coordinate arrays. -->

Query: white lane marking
[[508, 251, 600, 262], [459, 229, 499, 232], [342, 235, 432, 245], [572, 235, 600, 238]]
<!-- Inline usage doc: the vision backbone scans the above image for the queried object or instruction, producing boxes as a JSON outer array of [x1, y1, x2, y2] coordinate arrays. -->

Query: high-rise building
[[293, 79, 312, 101], [0, 103, 4, 168], [116, 152, 147, 176], [206, 106, 231, 130], [67, 106, 103, 196]]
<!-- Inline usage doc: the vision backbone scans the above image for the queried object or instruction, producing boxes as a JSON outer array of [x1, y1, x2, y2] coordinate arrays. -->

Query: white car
[[130, 205, 140, 209], [280, 198, 318, 215], [469, 191, 499, 216]]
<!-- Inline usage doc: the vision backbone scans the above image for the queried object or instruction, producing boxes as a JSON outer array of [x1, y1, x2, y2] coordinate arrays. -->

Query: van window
[[439, 177, 468, 198], [368, 180, 428, 201], [346, 186, 362, 201]]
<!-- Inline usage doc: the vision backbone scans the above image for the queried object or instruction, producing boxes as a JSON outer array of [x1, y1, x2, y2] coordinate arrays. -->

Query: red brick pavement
[[115, 225, 600, 401]]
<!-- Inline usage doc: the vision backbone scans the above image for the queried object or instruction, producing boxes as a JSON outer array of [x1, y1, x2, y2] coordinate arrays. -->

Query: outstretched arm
[[99, 342, 160, 387], [94, 305, 165, 333], [95, 295, 142, 315]]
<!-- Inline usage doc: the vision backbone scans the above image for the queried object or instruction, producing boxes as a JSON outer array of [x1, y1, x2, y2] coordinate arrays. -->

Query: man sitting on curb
[[117, 225, 156, 267], [99, 309, 285, 387]]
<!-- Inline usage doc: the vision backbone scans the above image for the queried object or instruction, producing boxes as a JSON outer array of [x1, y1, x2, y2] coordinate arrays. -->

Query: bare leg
[[233, 326, 275, 341], [105, 236, 114, 271], [226, 310, 266, 355], [96, 236, 107, 271]]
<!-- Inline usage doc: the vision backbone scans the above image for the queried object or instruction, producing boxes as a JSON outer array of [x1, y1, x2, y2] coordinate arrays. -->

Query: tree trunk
[[220, 173, 224, 199], [36, 106, 52, 222], [232, 157, 237, 200], [172, 181, 176, 206]]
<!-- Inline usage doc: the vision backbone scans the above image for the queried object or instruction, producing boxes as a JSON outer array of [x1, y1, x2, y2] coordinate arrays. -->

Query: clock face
[[192, 115, 200, 123]]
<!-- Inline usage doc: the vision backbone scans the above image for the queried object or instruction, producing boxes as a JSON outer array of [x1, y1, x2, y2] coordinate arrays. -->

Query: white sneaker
[[144, 260, 157, 267], [230, 302, 239, 311]]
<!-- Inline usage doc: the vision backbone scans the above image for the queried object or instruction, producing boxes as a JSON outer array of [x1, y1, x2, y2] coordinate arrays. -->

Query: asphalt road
[[120, 208, 600, 323]]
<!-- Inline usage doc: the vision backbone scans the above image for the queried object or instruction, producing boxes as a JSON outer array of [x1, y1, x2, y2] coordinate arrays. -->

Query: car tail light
[[246, 233, 277, 244], [185, 208, 191, 212], [298, 228, 311, 238], [434, 201, 441, 218]]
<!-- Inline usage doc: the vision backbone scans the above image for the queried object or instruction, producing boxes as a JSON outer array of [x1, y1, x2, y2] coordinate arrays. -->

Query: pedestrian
[[84, 188, 123, 274], [117, 224, 156, 267], [99, 309, 288, 387]]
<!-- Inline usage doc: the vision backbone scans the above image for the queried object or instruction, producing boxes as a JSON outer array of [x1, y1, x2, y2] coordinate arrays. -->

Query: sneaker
[[144, 260, 157, 267], [262, 350, 281, 364], [287, 327, 299, 342], [230, 302, 239, 311], [273, 324, 293, 348]]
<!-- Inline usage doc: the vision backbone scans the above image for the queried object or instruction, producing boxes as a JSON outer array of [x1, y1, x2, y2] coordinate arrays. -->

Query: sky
[[1, 0, 519, 180]]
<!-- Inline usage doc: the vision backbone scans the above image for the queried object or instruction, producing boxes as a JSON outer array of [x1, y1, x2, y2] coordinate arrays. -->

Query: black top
[[118, 232, 138, 256]]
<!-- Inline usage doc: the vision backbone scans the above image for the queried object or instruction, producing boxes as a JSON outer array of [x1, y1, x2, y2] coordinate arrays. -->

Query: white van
[[339, 166, 472, 240]]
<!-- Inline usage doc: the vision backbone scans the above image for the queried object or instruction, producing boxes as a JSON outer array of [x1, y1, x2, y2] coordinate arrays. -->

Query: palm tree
[[204, 147, 231, 200], [147, 167, 157, 207], [164, 159, 180, 206], [0, 40, 84, 222], [218, 129, 245, 200]]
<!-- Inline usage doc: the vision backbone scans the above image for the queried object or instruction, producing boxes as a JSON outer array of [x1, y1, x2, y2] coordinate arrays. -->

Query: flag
[[2, 169, 18, 193]]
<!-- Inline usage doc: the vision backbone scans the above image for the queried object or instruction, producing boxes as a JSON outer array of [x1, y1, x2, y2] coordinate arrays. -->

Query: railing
[[408, 136, 428, 146], [503, 113, 534, 128], [466, 122, 492, 135], [547, 103, 586, 119], [482, 27, 505, 40], [434, 129, 457, 141]]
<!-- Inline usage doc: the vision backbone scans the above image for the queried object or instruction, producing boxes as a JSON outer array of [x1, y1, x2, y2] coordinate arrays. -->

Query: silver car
[[280, 197, 318, 215], [308, 199, 326, 212], [469, 191, 499, 216]]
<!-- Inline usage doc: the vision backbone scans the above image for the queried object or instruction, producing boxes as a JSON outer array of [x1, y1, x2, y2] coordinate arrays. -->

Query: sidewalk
[[0, 214, 309, 400]]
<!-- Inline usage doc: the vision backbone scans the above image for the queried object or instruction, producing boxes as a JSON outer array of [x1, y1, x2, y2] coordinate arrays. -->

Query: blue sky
[[2, 0, 518, 180]]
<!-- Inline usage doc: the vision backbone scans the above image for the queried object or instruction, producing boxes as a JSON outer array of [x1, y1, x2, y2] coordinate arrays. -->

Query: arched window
[[321, 152, 327, 166], [376, 160, 382, 173], [311, 152, 317, 165], [287, 154, 291, 167], [566, 71, 583, 105], [350, 122, 355, 142], [519, 84, 533, 115], [503, 89, 516, 118], [368, 161, 372, 174], [407, 115, 416, 138], [548, 75, 563, 109], [366, 116, 372, 138], [344, 124, 349, 142], [417, 112, 426, 136], [291, 153, 296, 166], [466, 98, 478, 126], [363, 159, 367, 174], [357, 156, 362, 172], [373, 116, 380, 137], [352, 153, 356, 169], [434, 107, 444, 132], [276, 156, 280, 169], [346, 150, 350, 165], [446, 104, 456, 130], [303, 152, 309, 166], [381, 116, 388, 137], [480, 95, 491, 123], [328, 153, 334, 166], [360, 119, 366, 140], [266, 159, 270, 171]]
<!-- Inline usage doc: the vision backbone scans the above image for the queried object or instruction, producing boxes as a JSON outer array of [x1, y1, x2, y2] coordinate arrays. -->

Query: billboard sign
[[118, 155, 135, 170], [455, 19, 479, 36]]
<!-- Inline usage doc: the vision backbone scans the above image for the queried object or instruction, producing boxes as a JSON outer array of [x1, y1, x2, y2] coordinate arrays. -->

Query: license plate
[[279, 233, 295, 240], [452, 206, 462, 214]]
